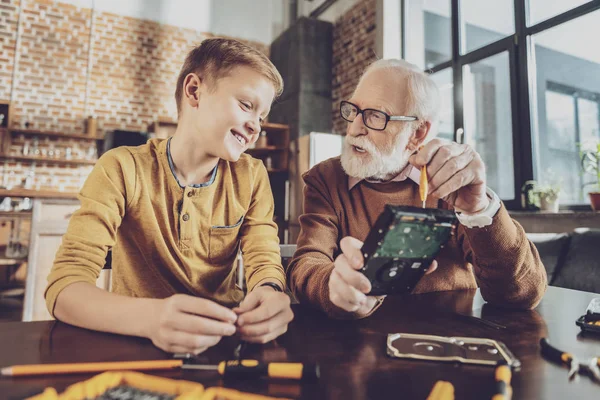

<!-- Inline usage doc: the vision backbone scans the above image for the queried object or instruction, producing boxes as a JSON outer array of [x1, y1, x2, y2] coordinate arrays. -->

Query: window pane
[[423, 0, 451, 69], [462, 52, 515, 199], [545, 90, 576, 150], [528, 0, 592, 26], [460, 0, 515, 54], [578, 97, 600, 200], [404, 0, 451, 69], [544, 90, 580, 204], [578, 97, 600, 145], [430, 68, 454, 141], [529, 10, 600, 204]]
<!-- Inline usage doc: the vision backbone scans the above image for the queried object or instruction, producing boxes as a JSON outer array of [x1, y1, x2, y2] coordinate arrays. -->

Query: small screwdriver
[[418, 146, 428, 208], [182, 359, 320, 381], [426, 380, 454, 400]]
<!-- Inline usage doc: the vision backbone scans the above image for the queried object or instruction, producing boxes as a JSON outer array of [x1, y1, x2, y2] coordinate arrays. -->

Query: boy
[[45, 38, 293, 354]]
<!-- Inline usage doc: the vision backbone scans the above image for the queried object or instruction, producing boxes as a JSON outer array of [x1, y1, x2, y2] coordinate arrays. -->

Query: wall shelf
[[9, 129, 101, 142], [0, 154, 96, 166], [0, 211, 33, 218], [262, 122, 288, 131], [246, 146, 286, 155], [0, 189, 78, 199]]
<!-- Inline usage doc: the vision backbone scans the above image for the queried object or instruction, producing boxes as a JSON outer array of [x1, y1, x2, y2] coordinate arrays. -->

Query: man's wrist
[[455, 188, 501, 228], [459, 196, 490, 216]]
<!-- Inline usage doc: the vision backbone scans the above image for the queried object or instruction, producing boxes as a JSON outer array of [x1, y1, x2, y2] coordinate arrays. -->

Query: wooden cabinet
[[288, 133, 342, 243], [22, 198, 110, 321], [249, 123, 290, 243], [148, 117, 177, 139]]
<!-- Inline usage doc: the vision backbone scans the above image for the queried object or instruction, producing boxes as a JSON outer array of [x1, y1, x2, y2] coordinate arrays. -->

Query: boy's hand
[[234, 286, 293, 344], [329, 237, 438, 316], [147, 294, 238, 354]]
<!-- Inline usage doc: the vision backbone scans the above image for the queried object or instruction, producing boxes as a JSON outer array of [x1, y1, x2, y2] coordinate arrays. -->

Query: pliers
[[540, 338, 600, 383]]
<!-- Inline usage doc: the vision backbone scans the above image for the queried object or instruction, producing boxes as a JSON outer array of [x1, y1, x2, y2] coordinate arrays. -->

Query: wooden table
[[1, 286, 599, 399]]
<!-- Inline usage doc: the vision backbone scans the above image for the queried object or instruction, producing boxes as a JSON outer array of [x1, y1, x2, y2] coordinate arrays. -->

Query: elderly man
[[287, 59, 547, 318]]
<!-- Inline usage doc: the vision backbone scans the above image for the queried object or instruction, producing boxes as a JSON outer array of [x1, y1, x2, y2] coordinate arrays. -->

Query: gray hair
[[358, 59, 440, 124]]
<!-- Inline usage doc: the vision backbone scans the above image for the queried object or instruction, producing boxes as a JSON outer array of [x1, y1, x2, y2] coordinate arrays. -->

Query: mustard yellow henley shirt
[[45, 138, 284, 316]]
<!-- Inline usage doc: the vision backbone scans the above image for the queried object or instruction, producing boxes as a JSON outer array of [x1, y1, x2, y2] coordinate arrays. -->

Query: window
[[460, 0, 515, 54], [403, 0, 600, 208], [463, 52, 515, 199], [538, 84, 600, 204], [529, 8, 600, 205], [527, 0, 592, 26], [429, 68, 454, 141]]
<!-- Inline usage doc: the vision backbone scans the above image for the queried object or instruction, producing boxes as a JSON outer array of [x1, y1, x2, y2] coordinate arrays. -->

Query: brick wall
[[12, 0, 91, 134], [0, 0, 20, 103], [0, 0, 268, 193], [331, 0, 377, 135]]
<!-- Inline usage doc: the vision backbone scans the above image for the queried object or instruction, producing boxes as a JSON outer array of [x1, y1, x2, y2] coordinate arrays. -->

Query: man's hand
[[147, 294, 238, 354], [330, 237, 438, 315], [234, 285, 293, 344], [409, 138, 488, 214]]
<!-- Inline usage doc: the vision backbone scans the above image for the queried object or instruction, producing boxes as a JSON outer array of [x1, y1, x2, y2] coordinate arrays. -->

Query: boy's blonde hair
[[175, 38, 284, 118]]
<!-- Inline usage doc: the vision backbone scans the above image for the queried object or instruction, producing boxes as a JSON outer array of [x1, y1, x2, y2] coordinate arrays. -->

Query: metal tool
[[417, 145, 428, 208], [181, 359, 320, 381], [234, 250, 246, 361], [387, 333, 521, 368], [540, 338, 600, 383]]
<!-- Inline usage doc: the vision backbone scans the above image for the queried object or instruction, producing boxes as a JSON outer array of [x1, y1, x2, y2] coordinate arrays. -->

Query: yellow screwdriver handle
[[217, 360, 319, 381]]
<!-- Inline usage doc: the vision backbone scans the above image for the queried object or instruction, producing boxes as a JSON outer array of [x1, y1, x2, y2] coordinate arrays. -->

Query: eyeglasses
[[340, 100, 418, 131]]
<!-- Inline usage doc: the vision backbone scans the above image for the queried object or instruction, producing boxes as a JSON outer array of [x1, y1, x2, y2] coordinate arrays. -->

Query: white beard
[[340, 131, 412, 181]]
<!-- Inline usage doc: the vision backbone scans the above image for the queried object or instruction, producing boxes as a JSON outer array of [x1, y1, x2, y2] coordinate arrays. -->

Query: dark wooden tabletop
[[1, 286, 599, 399]]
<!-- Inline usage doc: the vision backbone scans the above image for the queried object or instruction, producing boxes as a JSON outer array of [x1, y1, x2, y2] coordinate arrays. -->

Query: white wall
[[298, 0, 362, 23], [58, 0, 286, 44]]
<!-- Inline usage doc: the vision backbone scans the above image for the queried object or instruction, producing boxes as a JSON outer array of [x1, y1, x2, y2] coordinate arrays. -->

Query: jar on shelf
[[86, 116, 97, 137], [255, 131, 267, 148]]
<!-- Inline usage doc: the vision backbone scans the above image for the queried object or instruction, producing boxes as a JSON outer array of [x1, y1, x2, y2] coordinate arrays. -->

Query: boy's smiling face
[[182, 65, 275, 162]]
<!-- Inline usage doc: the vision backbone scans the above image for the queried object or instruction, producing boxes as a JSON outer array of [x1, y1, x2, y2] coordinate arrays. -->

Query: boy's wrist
[[136, 298, 163, 338], [257, 282, 283, 292]]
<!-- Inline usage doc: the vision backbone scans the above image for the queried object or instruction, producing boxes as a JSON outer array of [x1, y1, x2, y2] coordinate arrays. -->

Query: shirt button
[[182, 213, 190, 221], [187, 192, 193, 197]]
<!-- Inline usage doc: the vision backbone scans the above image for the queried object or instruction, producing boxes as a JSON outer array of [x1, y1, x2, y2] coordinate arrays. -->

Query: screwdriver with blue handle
[[182, 359, 321, 381]]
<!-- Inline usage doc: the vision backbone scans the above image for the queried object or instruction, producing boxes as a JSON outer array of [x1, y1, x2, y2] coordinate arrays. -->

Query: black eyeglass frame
[[339, 100, 419, 131]]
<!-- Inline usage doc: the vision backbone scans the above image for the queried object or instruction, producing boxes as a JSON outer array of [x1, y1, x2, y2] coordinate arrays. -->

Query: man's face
[[340, 68, 416, 181], [190, 66, 275, 162]]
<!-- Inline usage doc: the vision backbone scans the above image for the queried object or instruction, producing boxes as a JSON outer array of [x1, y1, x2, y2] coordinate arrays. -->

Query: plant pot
[[590, 192, 600, 211], [540, 197, 559, 212]]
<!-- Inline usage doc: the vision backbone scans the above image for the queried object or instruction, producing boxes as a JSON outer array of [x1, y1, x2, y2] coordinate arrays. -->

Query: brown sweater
[[287, 157, 547, 318]]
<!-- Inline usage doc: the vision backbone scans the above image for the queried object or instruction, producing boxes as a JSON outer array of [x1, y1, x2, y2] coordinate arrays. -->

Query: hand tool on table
[[182, 359, 320, 380], [540, 338, 600, 383], [234, 250, 246, 361], [426, 380, 454, 400], [418, 145, 428, 208], [491, 360, 513, 400], [1, 359, 320, 381]]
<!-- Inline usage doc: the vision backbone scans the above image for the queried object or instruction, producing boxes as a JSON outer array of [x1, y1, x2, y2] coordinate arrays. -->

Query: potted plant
[[535, 183, 561, 212], [581, 142, 600, 211]]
